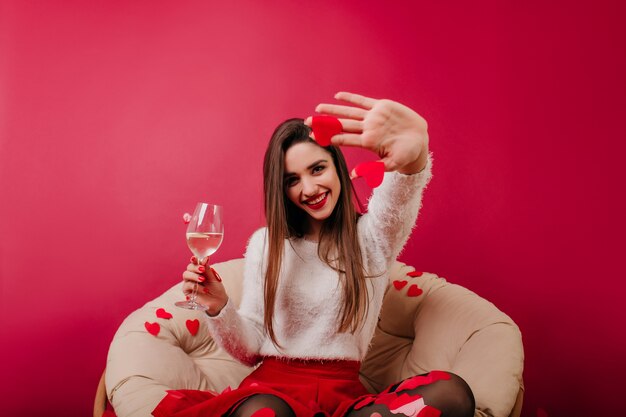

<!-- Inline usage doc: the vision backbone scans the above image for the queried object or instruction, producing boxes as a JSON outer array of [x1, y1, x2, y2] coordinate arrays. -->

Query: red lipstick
[[304, 192, 328, 210]]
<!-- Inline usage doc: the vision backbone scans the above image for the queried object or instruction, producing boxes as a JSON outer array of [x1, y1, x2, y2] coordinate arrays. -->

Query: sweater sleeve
[[204, 228, 268, 366], [358, 152, 433, 267]]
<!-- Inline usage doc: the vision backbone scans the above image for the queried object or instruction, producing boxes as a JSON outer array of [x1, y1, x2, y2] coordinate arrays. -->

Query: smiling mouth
[[303, 192, 329, 209]]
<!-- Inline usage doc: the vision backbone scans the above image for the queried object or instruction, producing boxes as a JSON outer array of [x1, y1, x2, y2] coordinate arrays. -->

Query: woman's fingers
[[186, 263, 207, 275], [314, 104, 368, 120], [334, 91, 377, 109], [182, 270, 204, 283], [336, 119, 362, 133], [182, 268, 222, 284], [330, 133, 363, 147], [182, 280, 198, 295]]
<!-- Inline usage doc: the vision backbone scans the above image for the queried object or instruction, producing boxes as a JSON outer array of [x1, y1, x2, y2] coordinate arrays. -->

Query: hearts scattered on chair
[[407, 284, 423, 297], [156, 308, 173, 319], [393, 280, 408, 290], [407, 270, 423, 278], [145, 322, 160, 336], [186, 319, 200, 336]]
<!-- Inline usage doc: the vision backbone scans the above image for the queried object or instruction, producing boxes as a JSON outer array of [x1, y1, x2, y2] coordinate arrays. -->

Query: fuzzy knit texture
[[206, 154, 433, 366]]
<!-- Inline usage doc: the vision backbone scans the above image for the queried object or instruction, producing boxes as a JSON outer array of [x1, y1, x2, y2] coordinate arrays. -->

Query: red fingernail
[[198, 276, 205, 282], [198, 265, 205, 273], [185, 295, 190, 300], [211, 267, 222, 282], [190, 256, 197, 264]]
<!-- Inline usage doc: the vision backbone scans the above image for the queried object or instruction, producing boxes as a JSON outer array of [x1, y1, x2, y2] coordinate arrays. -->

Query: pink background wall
[[1, 1, 624, 416]]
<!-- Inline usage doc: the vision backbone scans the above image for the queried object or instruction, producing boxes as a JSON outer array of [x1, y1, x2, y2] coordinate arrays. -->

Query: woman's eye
[[312, 165, 326, 174], [285, 177, 299, 187]]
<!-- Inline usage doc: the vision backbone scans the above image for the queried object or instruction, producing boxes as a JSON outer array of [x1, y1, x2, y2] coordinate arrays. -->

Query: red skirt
[[152, 357, 372, 417]]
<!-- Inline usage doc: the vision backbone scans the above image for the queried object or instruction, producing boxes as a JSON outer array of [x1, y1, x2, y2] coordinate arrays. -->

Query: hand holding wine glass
[[177, 202, 228, 314]]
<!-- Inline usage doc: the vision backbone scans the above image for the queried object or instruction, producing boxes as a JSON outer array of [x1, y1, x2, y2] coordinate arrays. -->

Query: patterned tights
[[227, 371, 475, 417]]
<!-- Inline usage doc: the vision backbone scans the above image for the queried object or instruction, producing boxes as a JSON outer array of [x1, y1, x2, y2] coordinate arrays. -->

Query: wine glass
[[175, 202, 224, 310]]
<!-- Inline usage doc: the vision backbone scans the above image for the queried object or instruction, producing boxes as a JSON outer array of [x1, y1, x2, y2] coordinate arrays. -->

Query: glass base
[[175, 300, 208, 311]]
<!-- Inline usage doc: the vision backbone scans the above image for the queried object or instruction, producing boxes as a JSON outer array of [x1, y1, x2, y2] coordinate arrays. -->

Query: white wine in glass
[[176, 202, 224, 310]]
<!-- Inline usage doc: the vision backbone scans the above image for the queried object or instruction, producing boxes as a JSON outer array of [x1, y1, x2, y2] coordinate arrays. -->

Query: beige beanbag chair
[[104, 259, 524, 417]]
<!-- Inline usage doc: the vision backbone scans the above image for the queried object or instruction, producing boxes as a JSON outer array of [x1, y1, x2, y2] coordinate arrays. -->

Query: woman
[[154, 92, 474, 417]]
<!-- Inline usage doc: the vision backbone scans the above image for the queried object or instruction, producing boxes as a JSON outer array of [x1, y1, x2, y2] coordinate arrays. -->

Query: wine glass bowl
[[175, 202, 224, 310]]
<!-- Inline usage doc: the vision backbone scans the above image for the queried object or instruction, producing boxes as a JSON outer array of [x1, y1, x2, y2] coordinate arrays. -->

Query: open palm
[[307, 92, 429, 174]]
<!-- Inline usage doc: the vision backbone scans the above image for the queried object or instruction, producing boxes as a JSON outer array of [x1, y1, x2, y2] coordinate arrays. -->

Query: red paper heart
[[186, 319, 200, 336], [145, 322, 160, 336], [389, 392, 423, 410], [393, 280, 408, 290], [353, 396, 375, 410], [407, 284, 423, 297], [417, 405, 442, 417], [251, 408, 275, 417], [396, 371, 451, 391], [374, 392, 398, 407], [354, 161, 385, 188], [156, 308, 173, 319], [407, 270, 423, 277], [311, 116, 342, 147]]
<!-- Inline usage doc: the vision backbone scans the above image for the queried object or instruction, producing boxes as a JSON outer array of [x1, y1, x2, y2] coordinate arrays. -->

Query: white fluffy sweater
[[206, 156, 433, 366]]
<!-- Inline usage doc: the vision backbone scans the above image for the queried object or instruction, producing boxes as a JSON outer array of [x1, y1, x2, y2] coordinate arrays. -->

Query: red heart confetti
[[186, 319, 200, 336], [389, 392, 423, 410], [183, 213, 192, 224], [393, 280, 408, 290], [407, 284, 423, 297], [145, 321, 160, 336], [407, 270, 423, 277], [311, 116, 342, 147], [396, 371, 450, 391], [156, 308, 173, 319], [374, 392, 398, 407], [417, 405, 442, 417], [353, 396, 376, 410], [251, 408, 275, 417], [353, 161, 385, 188], [390, 394, 425, 416]]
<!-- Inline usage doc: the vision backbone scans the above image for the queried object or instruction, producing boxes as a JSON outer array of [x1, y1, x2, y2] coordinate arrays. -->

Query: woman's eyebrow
[[284, 159, 328, 177]]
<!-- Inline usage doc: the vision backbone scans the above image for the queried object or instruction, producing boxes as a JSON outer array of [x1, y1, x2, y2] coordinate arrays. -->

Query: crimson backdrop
[[1, 1, 625, 416]]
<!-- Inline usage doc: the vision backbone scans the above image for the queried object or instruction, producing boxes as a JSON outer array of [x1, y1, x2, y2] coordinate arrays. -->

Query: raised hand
[[305, 92, 429, 174]]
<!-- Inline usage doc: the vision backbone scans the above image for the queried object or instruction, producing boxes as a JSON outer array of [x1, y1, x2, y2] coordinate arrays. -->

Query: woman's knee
[[429, 371, 475, 417], [392, 371, 475, 417]]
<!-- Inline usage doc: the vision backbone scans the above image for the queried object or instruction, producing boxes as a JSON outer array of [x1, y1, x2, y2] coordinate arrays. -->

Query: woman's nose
[[301, 176, 318, 197]]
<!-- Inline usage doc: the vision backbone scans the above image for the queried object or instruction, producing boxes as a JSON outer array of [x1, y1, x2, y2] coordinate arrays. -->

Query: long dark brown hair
[[262, 118, 368, 346]]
